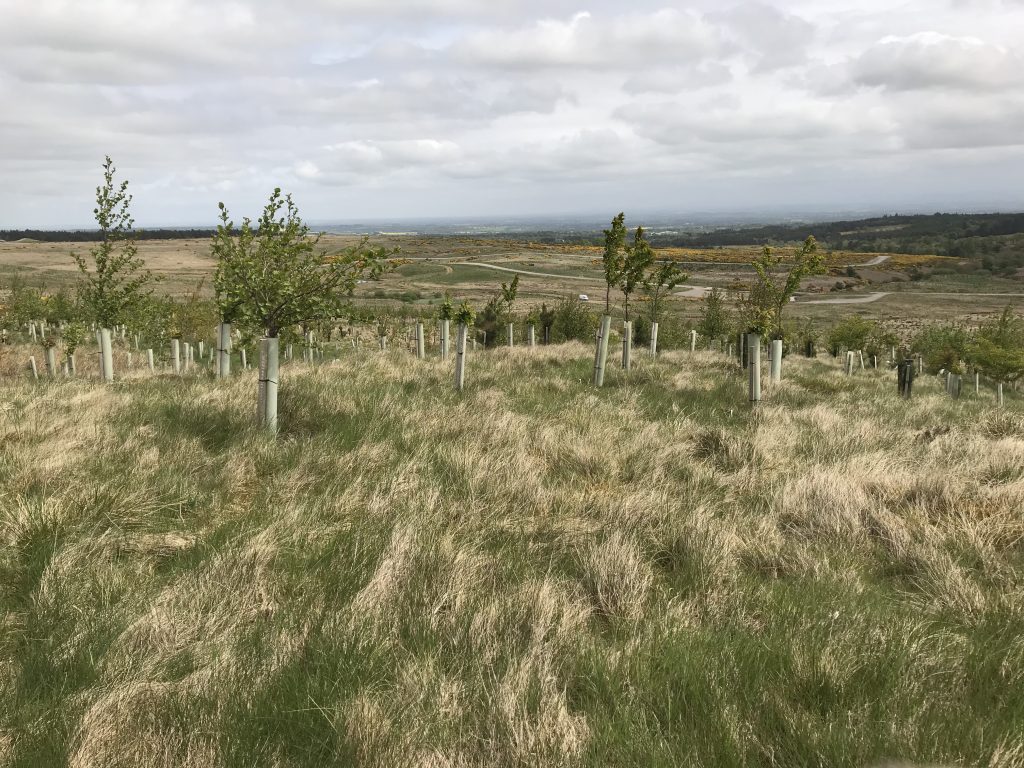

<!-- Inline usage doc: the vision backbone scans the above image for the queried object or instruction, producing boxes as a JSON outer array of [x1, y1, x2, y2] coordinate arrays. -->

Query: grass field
[[2, 341, 1023, 767]]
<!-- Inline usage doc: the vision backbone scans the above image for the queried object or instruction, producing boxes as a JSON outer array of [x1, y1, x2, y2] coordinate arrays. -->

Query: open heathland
[[2, 342, 1023, 767]]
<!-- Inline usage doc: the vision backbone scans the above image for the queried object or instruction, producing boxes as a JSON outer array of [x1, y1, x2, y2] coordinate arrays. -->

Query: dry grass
[[2, 340, 1023, 767]]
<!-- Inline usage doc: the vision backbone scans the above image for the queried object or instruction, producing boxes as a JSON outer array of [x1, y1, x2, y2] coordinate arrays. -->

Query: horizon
[[4, 204, 1024, 235], [3, 1, 1024, 229]]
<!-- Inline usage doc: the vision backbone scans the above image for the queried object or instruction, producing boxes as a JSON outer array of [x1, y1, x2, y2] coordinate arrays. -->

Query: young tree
[[619, 226, 654, 369], [500, 274, 519, 346], [438, 296, 454, 359], [696, 288, 729, 346], [62, 321, 86, 376], [743, 236, 827, 383], [72, 157, 154, 381], [593, 213, 626, 386], [601, 213, 626, 314], [970, 306, 1024, 404], [453, 301, 475, 391], [913, 323, 971, 375], [827, 315, 876, 356], [620, 227, 654, 323], [747, 236, 826, 340], [645, 258, 688, 328], [212, 188, 395, 432]]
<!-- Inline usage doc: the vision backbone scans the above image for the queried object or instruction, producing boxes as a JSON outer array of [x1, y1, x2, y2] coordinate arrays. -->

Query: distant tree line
[[0, 228, 217, 242]]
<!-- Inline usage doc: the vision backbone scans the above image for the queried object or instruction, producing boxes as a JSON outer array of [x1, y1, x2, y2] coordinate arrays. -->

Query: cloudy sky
[[2, 0, 1023, 228]]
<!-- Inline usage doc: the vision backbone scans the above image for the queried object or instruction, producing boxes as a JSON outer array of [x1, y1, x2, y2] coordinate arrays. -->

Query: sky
[[2, 0, 1024, 228]]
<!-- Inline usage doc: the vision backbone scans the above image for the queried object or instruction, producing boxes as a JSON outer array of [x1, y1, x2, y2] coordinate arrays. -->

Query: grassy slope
[[2, 344, 1024, 767]]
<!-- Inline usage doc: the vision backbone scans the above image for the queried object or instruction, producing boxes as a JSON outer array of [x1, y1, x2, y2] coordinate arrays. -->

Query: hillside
[[3, 343, 1023, 767]]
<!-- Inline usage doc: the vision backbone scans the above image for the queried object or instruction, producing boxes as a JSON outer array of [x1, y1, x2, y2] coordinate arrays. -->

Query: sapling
[[438, 298, 453, 360], [619, 226, 654, 370], [212, 188, 395, 433], [594, 213, 625, 386], [72, 157, 154, 383], [744, 237, 826, 382], [454, 301, 475, 391], [697, 288, 730, 354], [644, 257, 687, 357], [62, 322, 84, 377], [171, 338, 181, 373], [500, 274, 519, 348], [968, 307, 1024, 408]]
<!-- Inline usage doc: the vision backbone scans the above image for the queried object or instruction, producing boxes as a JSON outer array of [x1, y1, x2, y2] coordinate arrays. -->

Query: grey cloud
[[451, 9, 728, 71], [1, 0, 1023, 226], [848, 32, 1023, 92], [712, 2, 817, 71]]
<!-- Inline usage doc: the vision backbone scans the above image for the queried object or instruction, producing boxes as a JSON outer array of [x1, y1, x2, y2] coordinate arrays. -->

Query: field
[[7, 236, 1018, 332], [3, 341, 1024, 767]]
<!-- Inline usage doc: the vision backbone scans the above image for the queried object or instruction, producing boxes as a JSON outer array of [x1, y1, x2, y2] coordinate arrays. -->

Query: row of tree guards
[[12, 315, 1014, 447], [13, 160, 1022, 436]]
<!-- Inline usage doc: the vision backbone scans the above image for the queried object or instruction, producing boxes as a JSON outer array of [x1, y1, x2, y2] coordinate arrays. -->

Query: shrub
[[912, 323, 971, 374], [550, 296, 598, 343]]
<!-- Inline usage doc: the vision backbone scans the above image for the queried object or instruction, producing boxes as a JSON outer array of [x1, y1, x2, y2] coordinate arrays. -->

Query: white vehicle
[[578, 294, 589, 302]]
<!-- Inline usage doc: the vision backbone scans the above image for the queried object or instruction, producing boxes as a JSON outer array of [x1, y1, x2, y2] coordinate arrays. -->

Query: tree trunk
[[650, 322, 659, 356], [100, 328, 114, 382], [749, 333, 761, 405], [259, 336, 280, 434], [770, 339, 783, 382], [455, 323, 468, 391], [593, 314, 612, 387]]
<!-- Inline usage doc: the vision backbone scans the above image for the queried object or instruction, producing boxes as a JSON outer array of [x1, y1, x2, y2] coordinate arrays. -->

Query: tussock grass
[[2, 343, 1023, 767]]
